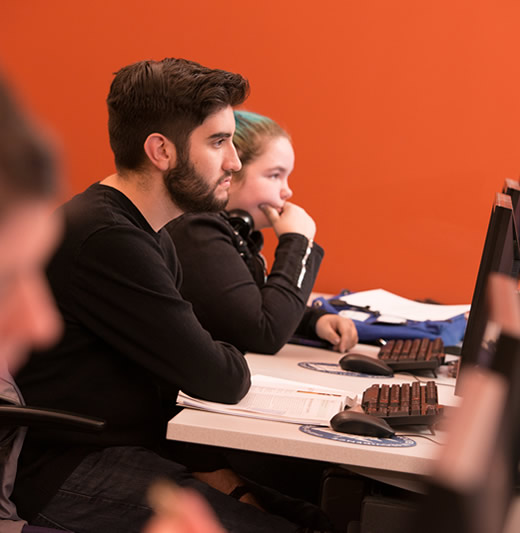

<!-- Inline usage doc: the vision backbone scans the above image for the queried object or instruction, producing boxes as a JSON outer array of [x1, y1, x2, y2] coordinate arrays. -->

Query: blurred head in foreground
[[0, 74, 62, 372]]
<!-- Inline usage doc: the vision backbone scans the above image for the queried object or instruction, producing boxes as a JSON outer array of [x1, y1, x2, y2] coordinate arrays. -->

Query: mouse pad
[[298, 361, 393, 379], [299, 424, 416, 447]]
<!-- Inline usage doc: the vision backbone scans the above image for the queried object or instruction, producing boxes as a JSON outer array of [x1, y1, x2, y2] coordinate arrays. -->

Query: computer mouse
[[339, 353, 394, 376], [330, 410, 395, 438]]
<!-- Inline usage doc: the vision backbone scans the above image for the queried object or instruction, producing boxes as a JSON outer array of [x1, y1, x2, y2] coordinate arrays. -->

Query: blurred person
[[0, 73, 62, 533], [0, 78, 62, 373], [144, 481, 226, 533]]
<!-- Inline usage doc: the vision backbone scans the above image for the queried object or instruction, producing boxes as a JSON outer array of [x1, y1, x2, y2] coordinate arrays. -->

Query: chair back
[[0, 371, 27, 529], [0, 368, 104, 533]]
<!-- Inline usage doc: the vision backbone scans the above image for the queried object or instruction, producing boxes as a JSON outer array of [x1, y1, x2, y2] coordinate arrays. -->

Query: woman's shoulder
[[165, 212, 238, 248], [166, 211, 231, 233]]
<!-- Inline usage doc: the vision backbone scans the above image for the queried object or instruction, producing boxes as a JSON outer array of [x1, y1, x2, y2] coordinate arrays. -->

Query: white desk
[[167, 343, 459, 492]]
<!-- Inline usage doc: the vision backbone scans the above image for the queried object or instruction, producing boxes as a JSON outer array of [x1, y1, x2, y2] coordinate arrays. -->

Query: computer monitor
[[422, 273, 520, 533], [455, 193, 520, 394], [502, 178, 520, 260], [503, 178, 520, 229]]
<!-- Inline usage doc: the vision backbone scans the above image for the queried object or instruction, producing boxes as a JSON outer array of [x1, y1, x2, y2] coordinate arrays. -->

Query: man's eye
[[214, 139, 225, 147]]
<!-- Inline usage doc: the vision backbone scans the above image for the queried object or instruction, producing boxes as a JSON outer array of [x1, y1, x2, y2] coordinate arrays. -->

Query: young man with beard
[[12, 58, 302, 533]]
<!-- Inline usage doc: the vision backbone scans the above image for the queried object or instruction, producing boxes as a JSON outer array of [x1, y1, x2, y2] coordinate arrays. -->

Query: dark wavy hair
[[107, 58, 250, 171], [0, 75, 58, 218]]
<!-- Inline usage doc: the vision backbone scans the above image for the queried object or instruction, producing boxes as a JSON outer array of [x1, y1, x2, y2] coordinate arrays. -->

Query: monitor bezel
[[455, 193, 519, 394]]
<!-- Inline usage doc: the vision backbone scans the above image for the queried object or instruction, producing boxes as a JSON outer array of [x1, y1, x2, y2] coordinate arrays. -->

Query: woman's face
[[227, 136, 295, 230], [0, 201, 62, 372]]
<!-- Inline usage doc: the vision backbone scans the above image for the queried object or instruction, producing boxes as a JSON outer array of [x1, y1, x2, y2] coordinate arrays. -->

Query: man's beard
[[164, 154, 230, 213]]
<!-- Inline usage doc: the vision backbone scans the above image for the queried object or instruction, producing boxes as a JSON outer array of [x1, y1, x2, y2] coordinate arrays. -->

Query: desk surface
[[167, 343, 459, 491]]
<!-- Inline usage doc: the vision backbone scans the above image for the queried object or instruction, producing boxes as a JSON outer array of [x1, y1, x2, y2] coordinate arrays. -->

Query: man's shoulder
[[61, 183, 146, 237], [56, 183, 165, 262]]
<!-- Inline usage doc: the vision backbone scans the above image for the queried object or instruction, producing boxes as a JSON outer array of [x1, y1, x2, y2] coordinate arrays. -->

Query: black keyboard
[[378, 338, 445, 373], [362, 381, 444, 426]]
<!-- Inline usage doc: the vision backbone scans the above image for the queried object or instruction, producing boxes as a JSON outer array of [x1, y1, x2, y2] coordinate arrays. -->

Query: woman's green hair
[[233, 110, 290, 182]]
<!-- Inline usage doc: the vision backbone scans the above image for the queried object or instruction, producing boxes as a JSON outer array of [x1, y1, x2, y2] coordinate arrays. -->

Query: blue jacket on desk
[[312, 295, 467, 346]]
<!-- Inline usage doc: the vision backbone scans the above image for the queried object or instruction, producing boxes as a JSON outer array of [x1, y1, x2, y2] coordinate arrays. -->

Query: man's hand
[[315, 314, 358, 353], [260, 202, 316, 240]]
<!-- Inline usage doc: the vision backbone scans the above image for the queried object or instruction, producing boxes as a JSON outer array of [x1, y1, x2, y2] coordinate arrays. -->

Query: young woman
[[166, 110, 357, 354]]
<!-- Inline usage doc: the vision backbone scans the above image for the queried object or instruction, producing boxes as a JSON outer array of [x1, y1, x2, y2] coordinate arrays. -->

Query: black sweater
[[166, 212, 327, 355], [13, 183, 251, 519]]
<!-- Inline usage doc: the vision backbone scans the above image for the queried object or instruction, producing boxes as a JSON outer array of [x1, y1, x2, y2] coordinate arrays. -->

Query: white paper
[[178, 375, 357, 426], [339, 309, 372, 322], [375, 314, 407, 325], [341, 289, 470, 322]]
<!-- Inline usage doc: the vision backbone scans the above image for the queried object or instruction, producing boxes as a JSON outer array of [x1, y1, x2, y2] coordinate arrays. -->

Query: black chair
[[0, 405, 105, 433], [0, 402, 105, 533]]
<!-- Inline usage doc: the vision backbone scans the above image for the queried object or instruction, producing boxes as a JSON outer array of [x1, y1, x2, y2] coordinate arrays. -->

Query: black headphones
[[227, 208, 264, 258], [227, 209, 255, 240]]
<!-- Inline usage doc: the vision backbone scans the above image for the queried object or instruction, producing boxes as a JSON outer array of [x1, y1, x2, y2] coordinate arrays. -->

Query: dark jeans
[[166, 441, 328, 504], [30, 446, 300, 533]]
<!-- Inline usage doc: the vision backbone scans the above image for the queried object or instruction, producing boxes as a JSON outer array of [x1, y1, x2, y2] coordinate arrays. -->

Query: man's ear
[[143, 133, 176, 172]]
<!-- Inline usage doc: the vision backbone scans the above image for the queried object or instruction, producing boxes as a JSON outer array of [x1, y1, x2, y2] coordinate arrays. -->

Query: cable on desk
[[396, 433, 444, 446], [396, 372, 456, 388], [434, 381, 456, 388]]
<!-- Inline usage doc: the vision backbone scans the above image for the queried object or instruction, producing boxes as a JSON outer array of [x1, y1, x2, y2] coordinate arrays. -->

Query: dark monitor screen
[[456, 193, 520, 394], [502, 178, 520, 265], [503, 178, 520, 229]]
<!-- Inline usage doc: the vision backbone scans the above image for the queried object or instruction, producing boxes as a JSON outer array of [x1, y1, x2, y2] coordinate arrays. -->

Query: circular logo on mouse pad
[[299, 425, 416, 447], [298, 361, 392, 379]]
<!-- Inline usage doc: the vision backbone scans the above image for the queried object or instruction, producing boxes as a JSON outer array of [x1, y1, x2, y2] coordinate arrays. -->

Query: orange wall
[[2, 1, 520, 304]]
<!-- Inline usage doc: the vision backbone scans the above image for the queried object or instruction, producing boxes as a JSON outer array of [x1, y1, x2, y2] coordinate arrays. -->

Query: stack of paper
[[177, 375, 357, 426], [341, 289, 470, 323]]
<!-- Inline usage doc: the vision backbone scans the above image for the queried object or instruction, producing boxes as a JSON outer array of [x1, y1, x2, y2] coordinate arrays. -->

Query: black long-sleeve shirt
[[13, 183, 251, 519], [166, 212, 327, 355]]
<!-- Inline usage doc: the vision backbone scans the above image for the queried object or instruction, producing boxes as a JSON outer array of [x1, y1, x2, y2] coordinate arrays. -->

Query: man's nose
[[225, 143, 242, 173]]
